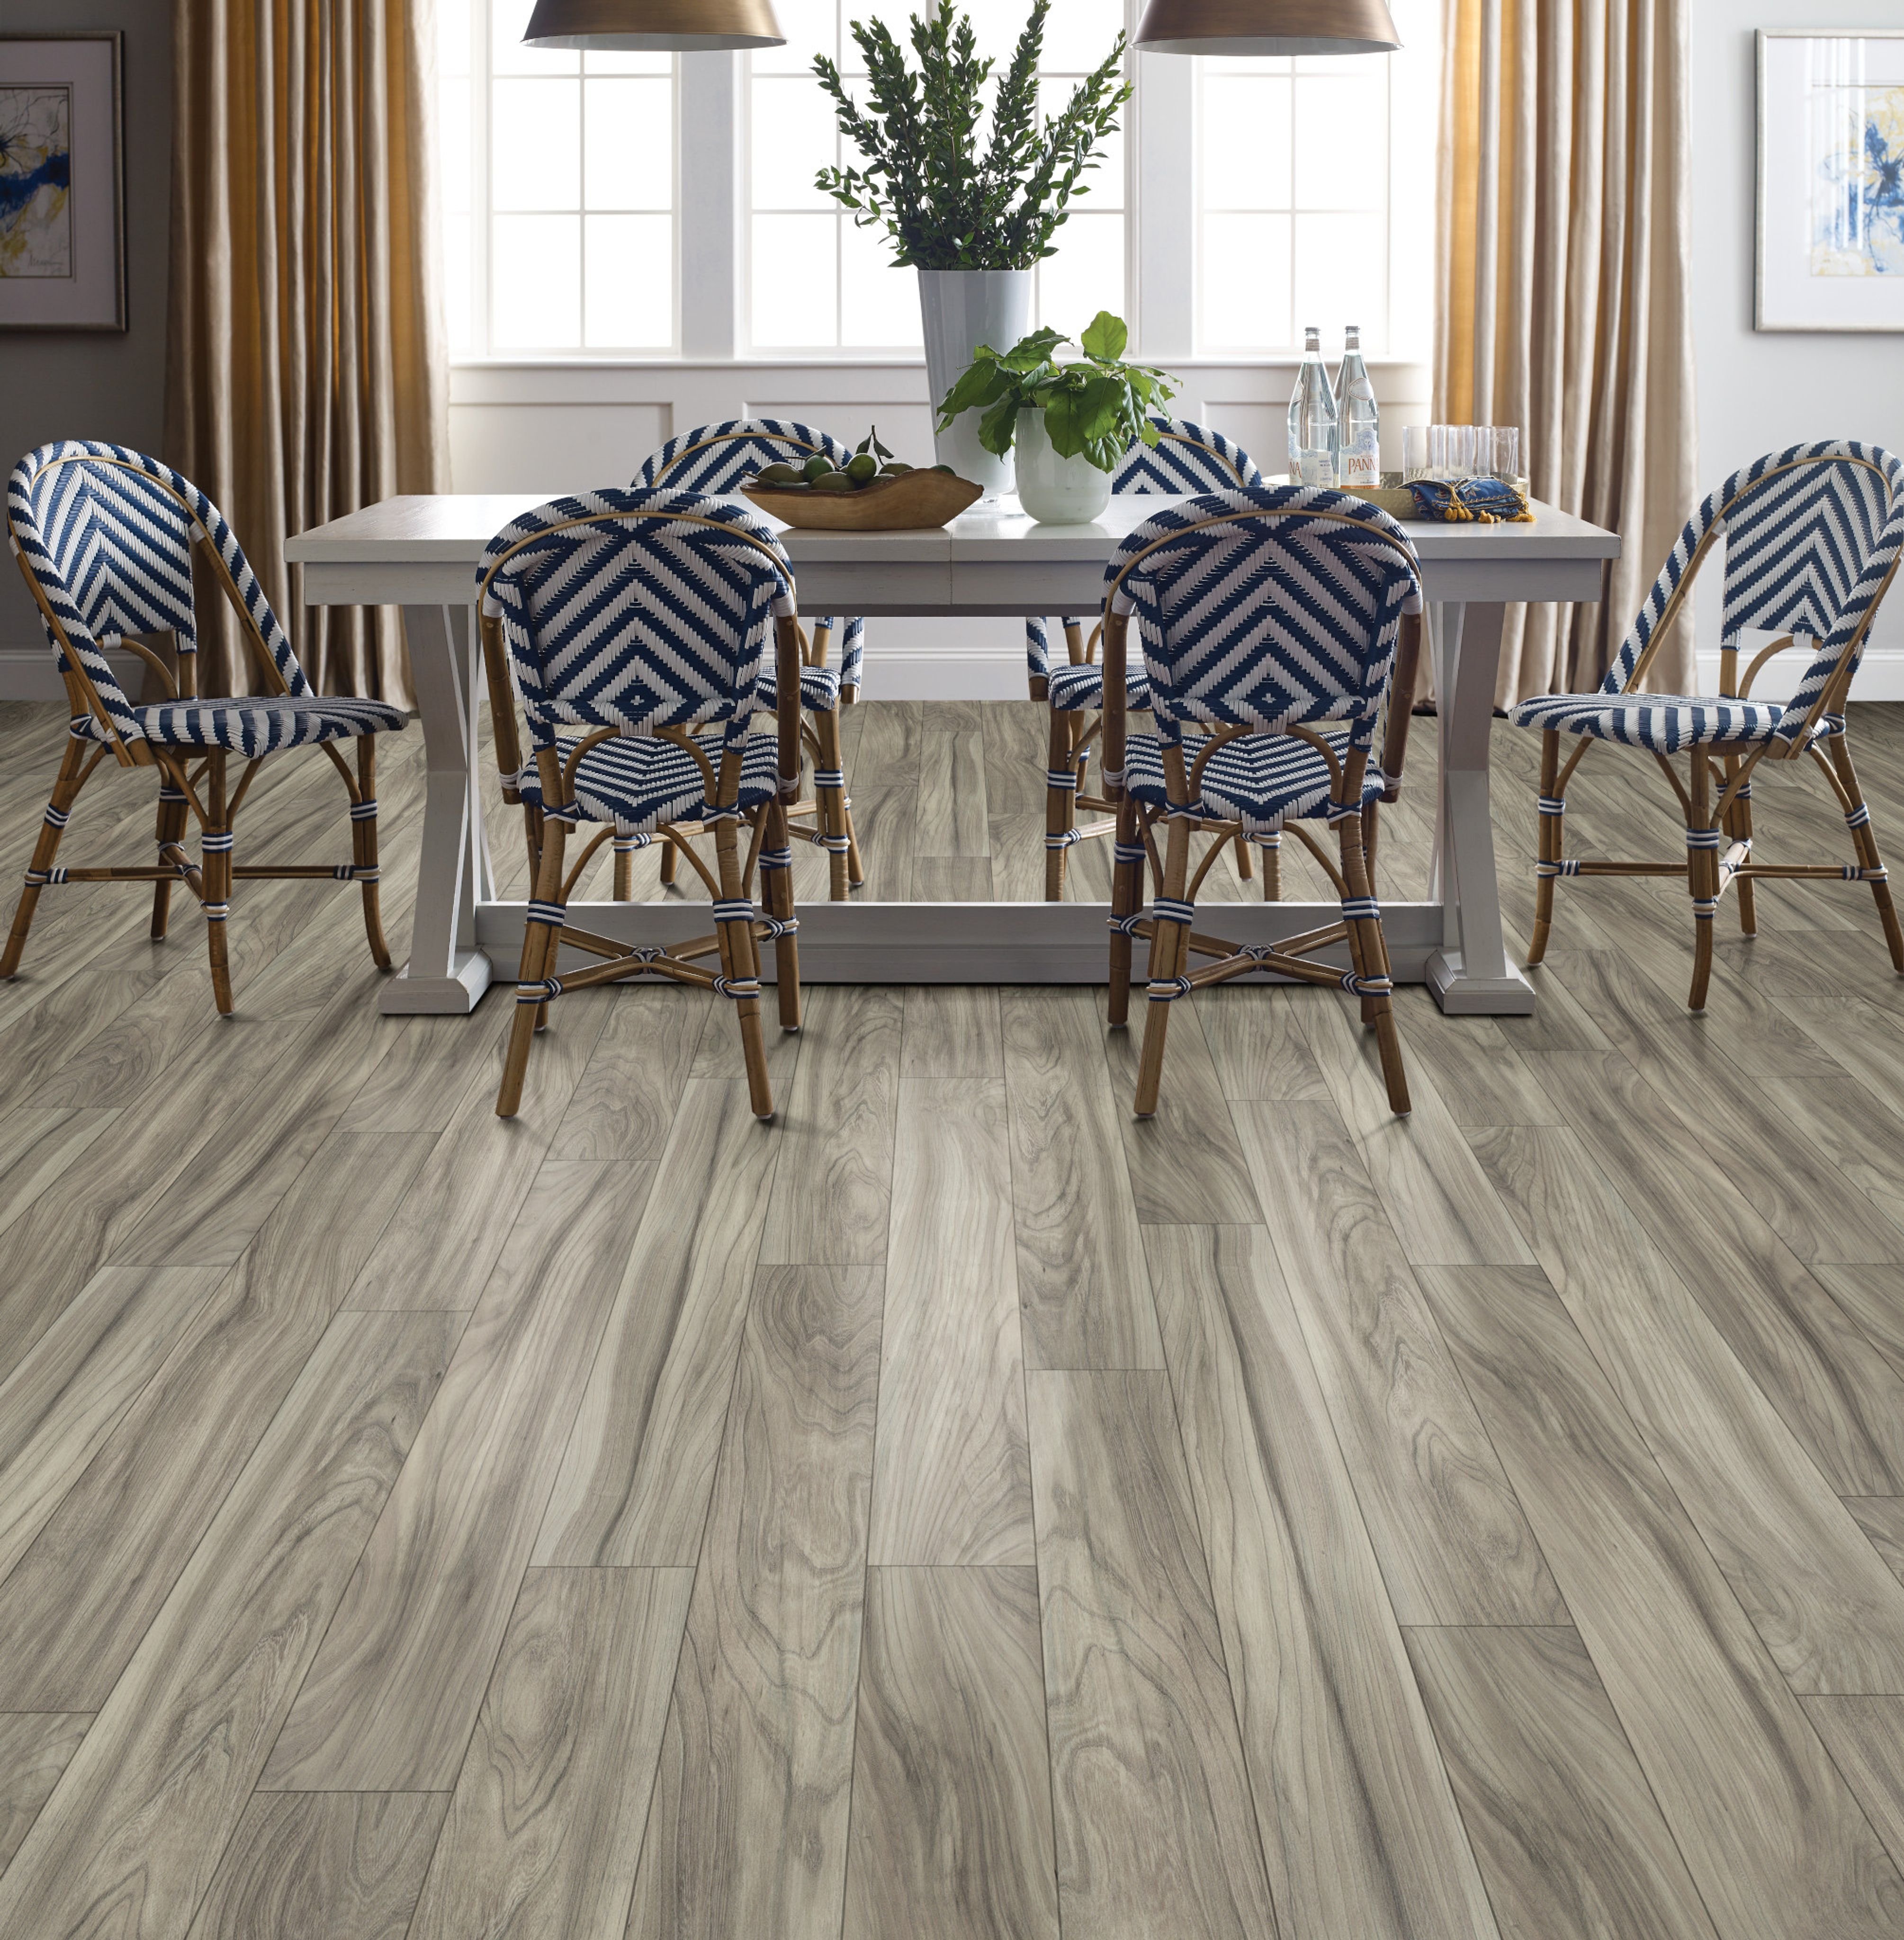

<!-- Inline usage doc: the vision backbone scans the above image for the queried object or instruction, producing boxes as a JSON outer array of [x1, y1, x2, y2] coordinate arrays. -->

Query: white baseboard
[[856, 650, 1028, 702], [1695, 648, 1904, 703], [0, 647, 144, 703]]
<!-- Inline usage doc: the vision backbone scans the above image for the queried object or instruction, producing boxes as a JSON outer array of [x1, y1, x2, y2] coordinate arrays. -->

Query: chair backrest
[[1106, 487, 1422, 752], [6, 440, 308, 745], [476, 488, 795, 753], [1113, 417, 1264, 495], [1606, 440, 1904, 739], [636, 418, 852, 493]]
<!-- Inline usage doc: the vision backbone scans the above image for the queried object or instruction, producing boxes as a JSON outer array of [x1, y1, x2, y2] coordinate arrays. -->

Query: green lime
[[933, 464, 955, 475], [813, 470, 856, 493], [802, 454, 833, 482], [880, 461, 912, 476], [756, 462, 803, 487], [846, 453, 879, 485]]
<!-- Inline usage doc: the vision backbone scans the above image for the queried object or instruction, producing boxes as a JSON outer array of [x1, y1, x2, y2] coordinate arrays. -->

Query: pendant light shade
[[1133, 0, 1400, 56], [521, 0, 785, 51]]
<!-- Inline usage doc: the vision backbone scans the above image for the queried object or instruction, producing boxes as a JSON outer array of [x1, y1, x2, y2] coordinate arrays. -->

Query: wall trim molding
[[0, 647, 142, 704]]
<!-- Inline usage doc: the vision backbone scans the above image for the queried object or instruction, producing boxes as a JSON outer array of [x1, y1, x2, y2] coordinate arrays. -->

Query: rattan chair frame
[[1526, 455, 1904, 1011], [3, 453, 395, 1015], [1098, 504, 1421, 1119], [477, 505, 804, 1122]]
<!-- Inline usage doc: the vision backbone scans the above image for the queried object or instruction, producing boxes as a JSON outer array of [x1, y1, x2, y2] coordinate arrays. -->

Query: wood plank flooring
[[7, 698, 1904, 1936]]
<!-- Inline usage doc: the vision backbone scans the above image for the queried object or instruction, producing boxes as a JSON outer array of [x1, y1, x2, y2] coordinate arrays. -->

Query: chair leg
[[356, 736, 393, 969], [1258, 831, 1281, 901], [1044, 710, 1078, 901], [760, 799, 802, 1032], [814, 708, 852, 902], [497, 815, 569, 1119], [1829, 736, 1904, 973], [714, 817, 773, 1119], [1133, 816, 1192, 1118], [1340, 811, 1410, 1114], [659, 833, 680, 888], [151, 772, 189, 941], [1, 733, 89, 980], [1232, 832, 1253, 882], [1722, 752, 1756, 938], [1688, 752, 1716, 1013], [202, 751, 235, 1017], [613, 835, 635, 901], [1529, 728, 1561, 965], [1108, 797, 1144, 1028]]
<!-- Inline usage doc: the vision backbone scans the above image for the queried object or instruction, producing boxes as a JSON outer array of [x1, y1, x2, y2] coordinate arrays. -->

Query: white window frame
[[444, 9, 1436, 369]]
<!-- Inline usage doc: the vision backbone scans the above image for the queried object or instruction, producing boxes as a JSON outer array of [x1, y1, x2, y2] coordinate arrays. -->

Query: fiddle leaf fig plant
[[813, 0, 1131, 271], [936, 311, 1178, 473]]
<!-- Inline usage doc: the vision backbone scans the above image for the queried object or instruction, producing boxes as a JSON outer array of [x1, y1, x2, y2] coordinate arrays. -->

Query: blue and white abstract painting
[[0, 86, 72, 280]]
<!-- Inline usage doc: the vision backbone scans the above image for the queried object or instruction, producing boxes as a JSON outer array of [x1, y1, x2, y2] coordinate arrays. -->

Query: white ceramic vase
[[1013, 408, 1114, 524], [917, 268, 1033, 499]]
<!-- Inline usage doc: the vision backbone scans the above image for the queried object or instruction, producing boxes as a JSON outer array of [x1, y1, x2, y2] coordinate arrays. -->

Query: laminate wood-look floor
[[6, 695, 1904, 1937]]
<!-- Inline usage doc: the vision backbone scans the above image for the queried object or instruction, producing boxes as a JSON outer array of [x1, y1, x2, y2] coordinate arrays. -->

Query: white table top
[[285, 492, 1622, 568]]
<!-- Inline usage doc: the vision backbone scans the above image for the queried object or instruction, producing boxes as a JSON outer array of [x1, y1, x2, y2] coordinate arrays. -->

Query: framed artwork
[[0, 33, 125, 332]]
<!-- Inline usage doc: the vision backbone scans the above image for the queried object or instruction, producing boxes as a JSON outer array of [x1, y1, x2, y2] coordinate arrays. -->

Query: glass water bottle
[[1334, 325, 1380, 488], [1287, 325, 1339, 487]]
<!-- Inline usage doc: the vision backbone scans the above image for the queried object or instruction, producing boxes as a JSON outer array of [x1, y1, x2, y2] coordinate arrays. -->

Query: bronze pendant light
[[522, 0, 785, 51], [1133, 0, 1401, 56]]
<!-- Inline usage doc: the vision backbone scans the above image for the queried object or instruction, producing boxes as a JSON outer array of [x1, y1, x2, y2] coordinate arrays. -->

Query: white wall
[[1690, 3, 1904, 697], [0, 2, 170, 698]]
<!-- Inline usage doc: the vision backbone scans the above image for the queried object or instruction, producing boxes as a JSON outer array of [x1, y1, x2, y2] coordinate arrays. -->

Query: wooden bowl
[[742, 467, 983, 531]]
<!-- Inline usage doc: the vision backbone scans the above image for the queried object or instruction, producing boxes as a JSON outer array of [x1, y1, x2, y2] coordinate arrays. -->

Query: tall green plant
[[812, 0, 1130, 271]]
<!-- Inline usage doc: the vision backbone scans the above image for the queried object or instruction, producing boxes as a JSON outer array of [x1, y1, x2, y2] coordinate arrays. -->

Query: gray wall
[[0, 0, 171, 662], [1690, 2, 1904, 676]]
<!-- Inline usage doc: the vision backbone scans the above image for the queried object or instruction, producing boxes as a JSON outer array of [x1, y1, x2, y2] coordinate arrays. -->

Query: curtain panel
[[166, 0, 447, 702], [1435, 0, 1697, 701]]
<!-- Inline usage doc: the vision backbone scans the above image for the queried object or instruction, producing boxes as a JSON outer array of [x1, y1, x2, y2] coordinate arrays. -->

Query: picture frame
[[0, 31, 125, 332], [1757, 28, 1904, 332]]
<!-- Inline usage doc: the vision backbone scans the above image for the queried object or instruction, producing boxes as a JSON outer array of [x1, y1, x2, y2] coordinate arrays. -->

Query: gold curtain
[[1435, 0, 1697, 701], [166, 0, 447, 702]]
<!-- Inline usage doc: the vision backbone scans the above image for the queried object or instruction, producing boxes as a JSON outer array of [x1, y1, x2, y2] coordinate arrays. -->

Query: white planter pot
[[1013, 408, 1114, 525], [918, 268, 1032, 499]]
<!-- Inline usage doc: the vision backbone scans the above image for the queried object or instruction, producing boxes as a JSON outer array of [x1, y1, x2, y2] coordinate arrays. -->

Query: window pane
[[1041, 0, 1127, 76], [1292, 212, 1385, 346], [445, 210, 474, 354], [1036, 209, 1123, 334], [585, 78, 672, 209], [439, 70, 472, 216], [493, 214, 582, 348], [1040, 76, 1123, 207], [1292, 75, 1386, 210], [439, 0, 473, 78], [752, 74, 837, 210], [492, 78, 581, 210], [752, 0, 837, 73], [1200, 212, 1291, 350], [492, 0, 577, 75], [753, 212, 838, 347], [585, 49, 672, 74], [586, 214, 674, 347], [839, 1, 932, 76], [1201, 74, 1291, 210], [841, 220, 923, 345]]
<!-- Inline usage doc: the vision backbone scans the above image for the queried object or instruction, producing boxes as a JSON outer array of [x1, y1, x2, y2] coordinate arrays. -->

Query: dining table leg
[[380, 602, 495, 1015], [1425, 598, 1536, 1015]]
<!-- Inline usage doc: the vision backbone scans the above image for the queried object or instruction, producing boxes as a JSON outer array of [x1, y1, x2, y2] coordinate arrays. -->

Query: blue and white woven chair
[[3, 440, 407, 1015], [1099, 487, 1423, 1119], [477, 488, 803, 1121], [1033, 418, 1265, 900], [638, 419, 863, 898], [1511, 440, 1904, 1011]]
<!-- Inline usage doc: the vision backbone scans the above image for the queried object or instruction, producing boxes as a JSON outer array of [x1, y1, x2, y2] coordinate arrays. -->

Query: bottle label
[[1341, 444, 1378, 487], [1294, 452, 1335, 486]]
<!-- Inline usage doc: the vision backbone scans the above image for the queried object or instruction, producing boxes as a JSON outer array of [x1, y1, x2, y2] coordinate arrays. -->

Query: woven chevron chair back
[[1109, 488, 1421, 753], [1114, 418, 1264, 495], [637, 418, 852, 492], [8, 440, 308, 744], [477, 488, 794, 754], [1607, 441, 1904, 739]]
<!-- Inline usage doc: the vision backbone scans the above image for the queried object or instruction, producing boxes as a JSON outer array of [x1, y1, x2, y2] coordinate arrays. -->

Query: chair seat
[[1124, 728, 1386, 833], [75, 695, 408, 757], [1047, 660, 1151, 713], [1508, 691, 1846, 752], [515, 727, 781, 831], [755, 664, 841, 714]]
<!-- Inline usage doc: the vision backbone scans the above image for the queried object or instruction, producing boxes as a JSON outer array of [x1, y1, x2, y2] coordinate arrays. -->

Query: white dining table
[[284, 492, 1619, 1017]]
